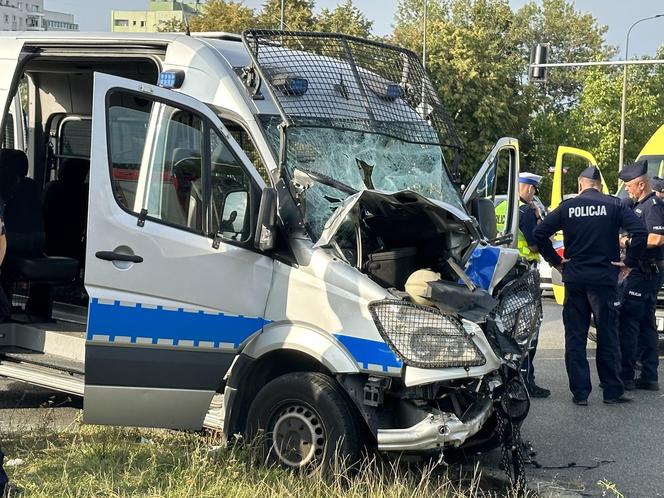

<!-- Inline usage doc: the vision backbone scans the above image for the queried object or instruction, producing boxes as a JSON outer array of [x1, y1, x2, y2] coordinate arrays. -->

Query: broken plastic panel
[[463, 246, 501, 290]]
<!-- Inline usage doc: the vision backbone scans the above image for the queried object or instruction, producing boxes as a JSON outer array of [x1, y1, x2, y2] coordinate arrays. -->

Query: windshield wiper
[[292, 167, 359, 196]]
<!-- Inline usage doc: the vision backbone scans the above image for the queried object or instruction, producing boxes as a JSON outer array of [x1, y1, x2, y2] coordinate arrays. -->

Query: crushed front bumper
[[376, 396, 493, 452]]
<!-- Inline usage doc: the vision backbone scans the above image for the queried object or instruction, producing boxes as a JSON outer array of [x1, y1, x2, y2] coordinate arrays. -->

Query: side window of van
[[107, 93, 152, 210], [106, 90, 252, 242], [226, 123, 270, 184]]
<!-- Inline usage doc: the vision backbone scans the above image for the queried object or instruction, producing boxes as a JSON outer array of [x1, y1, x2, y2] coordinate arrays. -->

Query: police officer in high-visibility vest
[[534, 166, 647, 405], [496, 172, 550, 397], [617, 162, 664, 391]]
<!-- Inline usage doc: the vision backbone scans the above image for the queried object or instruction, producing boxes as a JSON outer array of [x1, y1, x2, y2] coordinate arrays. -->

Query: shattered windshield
[[260, 115, 465, 240]]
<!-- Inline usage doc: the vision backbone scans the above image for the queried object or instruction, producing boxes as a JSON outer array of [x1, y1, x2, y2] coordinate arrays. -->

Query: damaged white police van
[[0, 29, 539, 469]]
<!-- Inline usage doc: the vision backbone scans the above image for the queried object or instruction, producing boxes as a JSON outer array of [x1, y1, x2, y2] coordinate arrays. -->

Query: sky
[[44, 0, 664, 58]]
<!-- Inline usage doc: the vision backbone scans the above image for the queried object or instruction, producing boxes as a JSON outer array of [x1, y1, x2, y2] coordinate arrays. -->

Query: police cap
[[519, 172, 542, 191], [579, 166, 601, 180], [652, 176, 664, 193], [618, 161, 648, 182]]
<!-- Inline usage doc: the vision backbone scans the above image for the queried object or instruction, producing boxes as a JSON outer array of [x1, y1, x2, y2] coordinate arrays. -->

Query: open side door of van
[[549, 146, 608, 304], [463, 137, 520, 248], [84, 73, 274, 430]]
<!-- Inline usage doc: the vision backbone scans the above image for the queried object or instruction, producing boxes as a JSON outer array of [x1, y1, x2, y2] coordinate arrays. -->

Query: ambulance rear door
[[549, 146, 608, 304]]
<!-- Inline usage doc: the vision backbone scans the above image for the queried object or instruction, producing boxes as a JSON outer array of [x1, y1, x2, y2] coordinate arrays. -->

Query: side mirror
[[254, 187, 277, 251]]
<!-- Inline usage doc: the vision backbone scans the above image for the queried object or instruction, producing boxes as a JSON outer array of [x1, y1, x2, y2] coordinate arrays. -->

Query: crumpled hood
[[314, 189, 479, 263]]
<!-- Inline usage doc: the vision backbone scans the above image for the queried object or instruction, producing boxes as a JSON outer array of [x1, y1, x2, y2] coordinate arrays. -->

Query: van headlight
[[368, 300, 486, 369]]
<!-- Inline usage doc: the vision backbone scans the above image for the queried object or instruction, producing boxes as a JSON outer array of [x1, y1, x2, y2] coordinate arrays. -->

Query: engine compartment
[[319, 190, 478, 290]]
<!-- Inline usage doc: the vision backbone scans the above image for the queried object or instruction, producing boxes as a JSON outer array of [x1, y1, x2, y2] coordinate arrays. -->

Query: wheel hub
[[272, 404, 325, 468]]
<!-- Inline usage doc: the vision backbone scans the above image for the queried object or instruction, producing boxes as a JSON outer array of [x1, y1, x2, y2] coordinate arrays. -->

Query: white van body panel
[[84, 72, 274, 428], [262, 252, 403, 374]]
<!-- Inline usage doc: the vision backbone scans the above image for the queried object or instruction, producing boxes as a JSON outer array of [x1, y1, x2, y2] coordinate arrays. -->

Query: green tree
[[393, 0, 615, 187], [514, 0, 614, 112], [394, 0, 530, 181], [257, 0, 315, 31], [565, 56, 664, 191], [157, 16, 187, 32], [189, 0, 257, 33], [315, 0, 373, 37], [513, 0, 615, 183]]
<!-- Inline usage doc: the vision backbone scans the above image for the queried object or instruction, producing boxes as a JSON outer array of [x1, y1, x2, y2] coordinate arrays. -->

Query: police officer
[[534, 166, 647, 405], [617, 162, 664, 391], [651, 176, 664, 200], [496, 172, 550, 397]]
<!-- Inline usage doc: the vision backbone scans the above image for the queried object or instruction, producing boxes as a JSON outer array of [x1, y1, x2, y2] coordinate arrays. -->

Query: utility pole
[[422, 0, 427, 68], [280, 0, 285, 31]]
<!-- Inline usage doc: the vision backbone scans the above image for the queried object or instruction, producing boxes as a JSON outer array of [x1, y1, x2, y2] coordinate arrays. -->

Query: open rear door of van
[[549, 146, 608, 304], [84, 73, 274, 430]]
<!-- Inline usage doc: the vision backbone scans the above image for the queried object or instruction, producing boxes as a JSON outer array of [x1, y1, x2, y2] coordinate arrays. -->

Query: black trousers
[[521, 333, 539, 389], [619, 269, 661, 383], [563, 282, 623, 400]]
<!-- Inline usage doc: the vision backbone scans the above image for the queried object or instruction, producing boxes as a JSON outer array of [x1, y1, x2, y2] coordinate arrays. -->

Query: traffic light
[[529, 43, 549, 82]]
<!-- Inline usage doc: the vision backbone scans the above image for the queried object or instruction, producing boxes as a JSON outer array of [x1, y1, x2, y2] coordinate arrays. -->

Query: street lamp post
[[618, 14, 664, 170]]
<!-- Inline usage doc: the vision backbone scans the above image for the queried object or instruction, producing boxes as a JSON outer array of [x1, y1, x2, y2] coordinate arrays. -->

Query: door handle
[[95, 251, 143, 263]]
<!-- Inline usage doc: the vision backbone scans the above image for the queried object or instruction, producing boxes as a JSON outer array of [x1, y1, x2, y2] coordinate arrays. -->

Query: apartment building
[[112, 0, 202, 33], [0, 0, 77, 31]]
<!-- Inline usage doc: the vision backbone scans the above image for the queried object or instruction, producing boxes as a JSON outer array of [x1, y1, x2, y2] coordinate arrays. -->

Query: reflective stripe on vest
[[495, 200, 539, 261]]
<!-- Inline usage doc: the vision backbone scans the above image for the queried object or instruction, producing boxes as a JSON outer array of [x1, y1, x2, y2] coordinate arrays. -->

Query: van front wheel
[[245, 372, 361, 470]]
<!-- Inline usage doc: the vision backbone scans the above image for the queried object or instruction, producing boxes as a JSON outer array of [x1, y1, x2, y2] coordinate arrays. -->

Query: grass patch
[[2, 417, 522, 498]]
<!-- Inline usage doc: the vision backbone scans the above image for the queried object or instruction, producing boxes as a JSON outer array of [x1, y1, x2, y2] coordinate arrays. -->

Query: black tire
[[245, 372, 361, 470]]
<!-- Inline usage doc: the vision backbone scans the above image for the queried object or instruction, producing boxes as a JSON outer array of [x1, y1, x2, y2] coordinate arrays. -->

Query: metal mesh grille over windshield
[[493, 269, 542, 346], [243, 30, 462, 150]]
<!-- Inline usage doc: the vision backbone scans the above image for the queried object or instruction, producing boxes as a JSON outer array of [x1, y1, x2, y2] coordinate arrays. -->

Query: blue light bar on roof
[[159, 70, 185, 89], [385, 84, 404, 101], [271, 74, 309, 96]]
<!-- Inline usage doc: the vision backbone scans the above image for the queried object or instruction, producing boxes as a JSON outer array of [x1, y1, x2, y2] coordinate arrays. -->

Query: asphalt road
[[479, 299, 664, 497], [1, 299, 663, 496]]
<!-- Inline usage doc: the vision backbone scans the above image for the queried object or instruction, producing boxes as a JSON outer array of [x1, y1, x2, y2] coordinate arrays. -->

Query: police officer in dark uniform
[[534, 166, 647, 405], [652, 176, 664, 200], [516, 173, 550, 398], [617, 162, 664, 391]]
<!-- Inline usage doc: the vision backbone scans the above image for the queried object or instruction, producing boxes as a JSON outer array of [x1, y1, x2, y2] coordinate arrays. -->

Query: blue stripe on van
[[334, 334, 402, 372], [87, 298, 268, 348]]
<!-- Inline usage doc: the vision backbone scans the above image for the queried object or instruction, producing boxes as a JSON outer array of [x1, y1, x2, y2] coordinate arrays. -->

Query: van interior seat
[[0, 149, 79, 318], [43, 158, 89, 261], [1, 148, 45, 260]]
